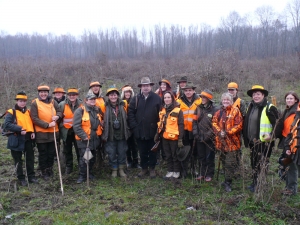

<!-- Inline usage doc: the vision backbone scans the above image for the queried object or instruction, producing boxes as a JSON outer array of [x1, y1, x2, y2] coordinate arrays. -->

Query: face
[[91, 85, 100, 94], [108, 92, 119, 103], [164, 93, 173, 105], [179, 81, 187, 88], [184, 88, 195, 99], [201, 96, 208, 105], [141, 84, 151, 95], [54, 92, 64, 99], [286, 94, 297, 107], [228, 88, 237, 98], [124, 91, 131, 99], [68, 93, 78, 103], [86, 98, 96, 106], [160, 82, 167, 91], [39, 91, 49, 100], [222, 97, 232, 107], [252, 91, 264, 103], [17, 99, 27, 108]]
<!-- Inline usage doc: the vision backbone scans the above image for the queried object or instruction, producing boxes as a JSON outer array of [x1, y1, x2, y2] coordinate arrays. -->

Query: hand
[[154, 133, 160, 143], [178, 139, 184, 148], [48, 121, 56, 127], [286, 150, 291, 156], [21, 130, 26, 135], [52, 116, 59, 121]]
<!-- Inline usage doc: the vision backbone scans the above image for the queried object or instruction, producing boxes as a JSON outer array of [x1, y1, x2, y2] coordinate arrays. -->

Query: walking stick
[[86, 139, 90, 189], [53, 125, 64, 196]]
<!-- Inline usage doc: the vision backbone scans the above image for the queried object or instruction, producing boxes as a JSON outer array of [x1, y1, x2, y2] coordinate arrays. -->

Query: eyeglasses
[[228, 89, 236, 91]]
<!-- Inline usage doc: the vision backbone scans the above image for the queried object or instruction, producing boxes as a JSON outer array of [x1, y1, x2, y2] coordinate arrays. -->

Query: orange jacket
[[212, 105, 243, 152], [157, 107, 181, 140], [34, 99, 58, 133], [75, 106, 102, 140]]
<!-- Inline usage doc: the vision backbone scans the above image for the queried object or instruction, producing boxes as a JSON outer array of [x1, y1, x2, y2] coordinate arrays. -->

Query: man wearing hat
[[128, 77, 162, 178], [177, 82, 202, 177], [31, 83, 63, 181], [227, 82, 246, 117], [4, 91, 38, 186], [243, 85, 279, 192], [53, 87, 66, 104], [89, 81, 106, 115], [176, 76, 188, 99], [192, 89, 216, 181], [58, 88, 82, 174], [102, 87, 130, 177], [73, 92, 103, 183]]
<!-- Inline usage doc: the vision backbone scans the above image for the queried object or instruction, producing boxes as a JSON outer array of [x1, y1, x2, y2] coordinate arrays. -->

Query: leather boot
[[119, 165, 127, 177], [77, 175, 85, 184], [150, 169, 156, 179], [138, 168, 149, 177], [47, 167, 54, 177], [111, 168, 118, 178], [41, 169, 50, 181]]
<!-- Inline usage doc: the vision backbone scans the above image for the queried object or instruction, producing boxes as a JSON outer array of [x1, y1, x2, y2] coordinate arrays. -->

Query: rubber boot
[[111, 168, 118, 178], [119, 165, 127, 177]]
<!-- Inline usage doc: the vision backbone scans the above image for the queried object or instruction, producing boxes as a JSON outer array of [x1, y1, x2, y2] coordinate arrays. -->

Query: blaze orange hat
[[37, 85, 50, 91], [247, 85, 268, 97], [228, 82, 238, 90], [200, 89, 213, 101], [53, 87, 66, 94], [67, 88, 79, 95], [89, 81, 102, 89], [15, 91, 28, 100], [106, 87, 120, 96], [159, 79, 171, 87]]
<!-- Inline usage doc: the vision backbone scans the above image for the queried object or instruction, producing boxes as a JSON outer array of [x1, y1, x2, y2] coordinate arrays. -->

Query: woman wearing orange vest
[[58, 88, 82, 174], [73, 92, 103, 184], [88, 81, 106, 115], [4, 91, 38, 186], [156, 91, 184, 179], [30, 84, 63, 181]]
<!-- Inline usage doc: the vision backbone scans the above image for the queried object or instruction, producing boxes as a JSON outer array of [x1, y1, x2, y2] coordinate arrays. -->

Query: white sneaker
[[165, 172, 174, 178], [173, 172, 180, 179]]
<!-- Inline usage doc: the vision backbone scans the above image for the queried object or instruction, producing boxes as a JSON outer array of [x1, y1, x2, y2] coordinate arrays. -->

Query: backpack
[[0, 109, 17, 137]]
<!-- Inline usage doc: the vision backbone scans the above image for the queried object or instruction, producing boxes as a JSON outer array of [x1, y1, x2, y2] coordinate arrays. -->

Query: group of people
[[3, 76, 300, 195]]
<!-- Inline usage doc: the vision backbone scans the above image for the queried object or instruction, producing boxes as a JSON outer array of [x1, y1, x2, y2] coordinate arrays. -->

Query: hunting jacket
[[212, 105, 243, 152]]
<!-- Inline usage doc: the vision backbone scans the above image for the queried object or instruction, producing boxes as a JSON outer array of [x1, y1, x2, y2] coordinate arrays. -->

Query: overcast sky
[[0, 0, 290, 36]]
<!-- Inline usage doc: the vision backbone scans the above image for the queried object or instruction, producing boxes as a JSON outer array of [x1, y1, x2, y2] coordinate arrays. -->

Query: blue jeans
[[105, 140, 127, 168]]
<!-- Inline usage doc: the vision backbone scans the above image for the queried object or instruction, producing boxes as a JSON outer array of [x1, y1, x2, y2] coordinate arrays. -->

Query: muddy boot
[[119, 165, 127, 177], [41, 169, 50, 181], [138, 168, 149, 177], [77, 175, 85, 184], [47, 167, 54, 178], [150, 169, 156, 179], [111, 168, 118, 178]]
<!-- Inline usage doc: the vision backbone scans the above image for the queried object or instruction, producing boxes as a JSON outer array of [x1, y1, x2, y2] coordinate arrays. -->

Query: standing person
[[156, 91, 184, 179], [4, 91, 38, 186], [102, 88, 130, 177], [192, 89, 216, 182], [227, 82, 247, 117], [59, 88, 82, 174], [274, 91, 299, 195], [89, 81, 106, 114], [121, 85, 139, 168], [155, 79, 172, 99], [212, 93, 243, 192], [176, 76, 188, 100], [53, 87, 66, 104], [177, 82, 202, 177], [73, 93, 103, 184], [243, 85, 279, 192], [30, 84, 63, 180], [128, 77, 162, 178]]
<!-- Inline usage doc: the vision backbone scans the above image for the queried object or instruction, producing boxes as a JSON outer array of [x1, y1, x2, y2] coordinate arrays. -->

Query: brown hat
[[138, 77, 154, 88], [177, 76, 187, 84], [247, 85, 268, 97], [181, 82, 196, 90], [53, 87, 66, 94], [200, 89, 213, 101], [89, 81, 102, 89], [176, 145, 190, 161]]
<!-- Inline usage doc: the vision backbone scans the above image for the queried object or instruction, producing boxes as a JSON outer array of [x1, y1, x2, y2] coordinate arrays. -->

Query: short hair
[[221, 92, 233, 104]]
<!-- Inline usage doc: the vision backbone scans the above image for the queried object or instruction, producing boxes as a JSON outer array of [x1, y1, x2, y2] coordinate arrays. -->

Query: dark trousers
[[162, 138, 180, 172], [221, 151, 239, 183], [196, 141, 215, 177], [137, 139, 157, 170], [181, 137, 195, 176], [126, 135, 138, 164], [79, 148, 96, 177], [11, 140, 35, 180], [249, 141, 274, 185], [64, 134, 79, 169], [37, 142, 55, 171]]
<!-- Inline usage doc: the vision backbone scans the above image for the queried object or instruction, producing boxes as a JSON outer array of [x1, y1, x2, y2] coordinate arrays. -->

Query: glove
[[178, 139, 184, 148], [154, 133, 160, 143]]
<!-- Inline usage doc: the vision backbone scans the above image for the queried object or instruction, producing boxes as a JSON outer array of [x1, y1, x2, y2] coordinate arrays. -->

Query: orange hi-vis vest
[[34, 99, 58, 132], [177, 98, 202, 131], [75, 106, 102, 140], [157, 107, 181, 140], [7, 109, 34, 132], [232, 98, 241, 110], [63, 103, 82, 129], [282, 113, 295, 137], [96, 97, 106, 114]]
